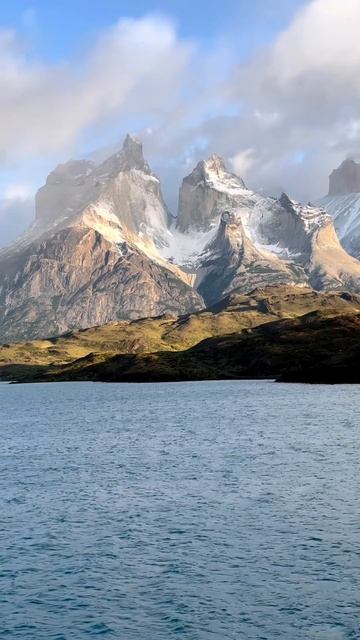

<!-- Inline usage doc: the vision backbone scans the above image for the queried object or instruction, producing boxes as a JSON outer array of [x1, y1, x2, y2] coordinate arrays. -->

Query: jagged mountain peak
[[329, 157, 360, 196], [276, 194, 331, 232], [33, 133, 168, 244], [209, 209, 245, 252], [200, 153, 227, 175], [190, 153, 246, 189], [42, 133, 149, 191], [176, 155, 247, 232], [96, 133, 151, 176], [45, 159, 96, 185], [124, 132, 140, 147], [196, 205, 306, 306], [278, 192, 294, 212], [319, 158, 360, 259]]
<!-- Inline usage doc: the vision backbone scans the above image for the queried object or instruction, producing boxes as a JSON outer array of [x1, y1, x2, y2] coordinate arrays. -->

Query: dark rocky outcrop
[[329, 158, 360, 196], [319, 160, 360, 260]]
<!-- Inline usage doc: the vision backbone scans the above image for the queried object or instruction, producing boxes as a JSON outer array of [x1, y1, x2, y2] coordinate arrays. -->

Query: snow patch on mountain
[[254, 241, 302, 260], [160, 225, 218, 267], [317, 159, 360, 259], [290, 200, 330, 232], [201, 154, 248, 196], [176, 154, 249, 232], [81, 202, 125, 245], [319, 193, 360, 240]]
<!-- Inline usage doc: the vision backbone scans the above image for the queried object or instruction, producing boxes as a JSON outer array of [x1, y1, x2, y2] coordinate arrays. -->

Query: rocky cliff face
[[329, 158, 360, 196], [0, 225, 201, 343], [35, 134, 170, 246], [1, 142, 360, 342], [176, 155, 247, 232], [0, 136, 202, 342], [196, 210, 305, 305], [319, 159, 360, 259]]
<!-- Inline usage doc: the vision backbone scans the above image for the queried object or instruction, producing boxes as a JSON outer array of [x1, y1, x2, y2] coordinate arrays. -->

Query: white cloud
[[212, 0, 360, 198], [4, 182, 34, 201], [269, 0, 360, 86], [0, 185, 34, 246], [0, 15, 193, 158], [230, 149, 257, 179]]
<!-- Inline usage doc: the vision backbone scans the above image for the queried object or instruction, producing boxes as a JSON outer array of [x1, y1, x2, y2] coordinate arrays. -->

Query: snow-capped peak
[[202, 153, 227, 174], [193, 154, 247, 194], [176, 154, 248, 232], [279, 193, 330, 231]]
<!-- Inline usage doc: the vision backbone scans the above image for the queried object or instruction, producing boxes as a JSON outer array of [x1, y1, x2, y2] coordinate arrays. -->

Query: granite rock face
[[319, 159, 360, 259], [35, 134, 170, 245], [196, 210, 305, 306], [0, 226, 201, 343], [329, 159, 360, 196], [176, 155, 247, 232], [0, 136, 202, 342]]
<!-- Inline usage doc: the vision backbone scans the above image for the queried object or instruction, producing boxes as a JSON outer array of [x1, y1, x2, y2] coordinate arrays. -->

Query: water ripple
[[0, 380, 359, 639]]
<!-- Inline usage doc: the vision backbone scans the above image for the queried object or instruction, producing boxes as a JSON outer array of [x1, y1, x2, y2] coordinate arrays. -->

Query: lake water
[[0, 380, 359, 639]]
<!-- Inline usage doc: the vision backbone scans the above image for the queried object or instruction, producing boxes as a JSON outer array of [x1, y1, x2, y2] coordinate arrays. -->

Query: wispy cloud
[[0, 182, 34, 245], [0, 15, 193, 158]]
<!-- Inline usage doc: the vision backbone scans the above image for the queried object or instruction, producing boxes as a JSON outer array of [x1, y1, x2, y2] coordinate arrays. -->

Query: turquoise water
[[0, 380, 359, 639]]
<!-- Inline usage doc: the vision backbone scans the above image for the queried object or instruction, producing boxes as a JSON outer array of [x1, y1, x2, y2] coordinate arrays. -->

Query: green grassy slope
[[1, 285, 360, 383]]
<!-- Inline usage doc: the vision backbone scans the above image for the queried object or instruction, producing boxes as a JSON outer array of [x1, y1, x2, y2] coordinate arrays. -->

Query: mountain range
[[1, 134, 360, 343]]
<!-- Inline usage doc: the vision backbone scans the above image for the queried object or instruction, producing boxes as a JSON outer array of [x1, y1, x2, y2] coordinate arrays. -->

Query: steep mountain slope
[[329, 158, 360, 196], [196, 210, 305, 305], [319, 193, 360, 258], [319, 158, 360, 258], [0, 226, 201, 343], [176, 154, 247, 232], [0, 136, 202, 342], [1, 284, 360, 382]]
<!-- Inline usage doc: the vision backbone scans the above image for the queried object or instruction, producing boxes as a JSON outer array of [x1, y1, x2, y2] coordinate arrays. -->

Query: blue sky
[[4, 1, 307, 61], [0, 0, 358, 245]]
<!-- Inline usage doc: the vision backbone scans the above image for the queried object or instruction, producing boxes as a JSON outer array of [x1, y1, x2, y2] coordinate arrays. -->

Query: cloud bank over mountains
[[0, 0, 359, 243], [0, 16, 192, 156]]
